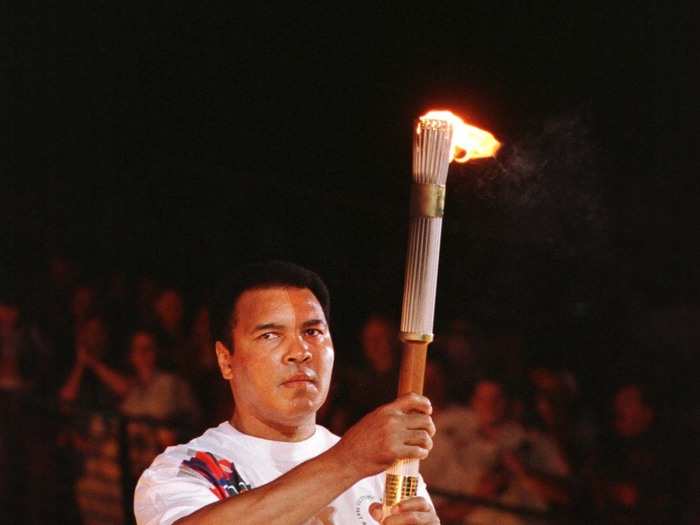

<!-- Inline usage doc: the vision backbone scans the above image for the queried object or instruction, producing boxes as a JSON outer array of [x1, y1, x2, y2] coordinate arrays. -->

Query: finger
[[368, 502, 383, 522], [404, 413, 436, 436], [383, 510, 434, 525], [393, 393, 432, 415], [403, 430, 433, 451], [399, 444, 430, 460], [396, 497, 431, 513]]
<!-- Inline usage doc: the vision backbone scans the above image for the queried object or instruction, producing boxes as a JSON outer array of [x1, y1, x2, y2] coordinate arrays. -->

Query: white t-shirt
[[134, 421, 431, 525], [121, 371, 199, 421]]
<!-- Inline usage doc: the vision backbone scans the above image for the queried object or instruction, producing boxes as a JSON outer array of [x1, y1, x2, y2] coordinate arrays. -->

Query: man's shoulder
[[135, 423, 252, 505], [142, 423, 234, 474], [134, 424, 242, 525]]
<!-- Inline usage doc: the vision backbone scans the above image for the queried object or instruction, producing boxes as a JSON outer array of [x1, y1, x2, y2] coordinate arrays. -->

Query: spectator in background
[[335, 314, 400, 429], [0, 293, 52, 397], [33, 256, 79, 343], [71, 283, 97, 330], [187, 306, 230, 426], [422, 376, 571, 525], [433, 319, 481, 404], [59, 314, 118, 410], [80, 328, 200, 424], [80, 328, 200, 473], [522, 365, 594, 472], [593, 383, 680, 525], [56, 313, 123, 524], [423, 357, 450, 413], [0, 293, 55, 524], [152, 288, 189, 373], [135, 276, 159, 328]]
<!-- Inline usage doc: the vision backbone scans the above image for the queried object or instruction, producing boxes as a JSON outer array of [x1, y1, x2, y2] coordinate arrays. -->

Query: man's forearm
[[174, 446, 362, 525], [90, 360, 130, 397], [59, 363, 85, 401]]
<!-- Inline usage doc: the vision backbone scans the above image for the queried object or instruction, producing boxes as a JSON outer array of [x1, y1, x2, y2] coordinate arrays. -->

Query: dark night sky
[[4, 3, 698, 350]]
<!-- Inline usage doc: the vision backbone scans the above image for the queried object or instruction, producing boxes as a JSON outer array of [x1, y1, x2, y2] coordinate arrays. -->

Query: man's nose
[[284, 336, 312, 363]]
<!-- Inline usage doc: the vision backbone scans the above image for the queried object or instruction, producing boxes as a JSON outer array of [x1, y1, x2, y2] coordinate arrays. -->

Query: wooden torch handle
[[397, 340, 429, 396]]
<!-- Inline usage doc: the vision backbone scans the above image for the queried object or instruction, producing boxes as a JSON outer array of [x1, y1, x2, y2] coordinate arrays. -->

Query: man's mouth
[[281, 373, 316, 386]]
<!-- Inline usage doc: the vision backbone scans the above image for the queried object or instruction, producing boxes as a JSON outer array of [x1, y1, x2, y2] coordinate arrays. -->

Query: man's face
[[78, 318, 108, 355], [361, 317, 395, 373], [129, 332, 157, 372], [219, 287, 334, 429], [155, 290, 184, 329], [614, 385, 653, 437], [471, 381, 506, 428]]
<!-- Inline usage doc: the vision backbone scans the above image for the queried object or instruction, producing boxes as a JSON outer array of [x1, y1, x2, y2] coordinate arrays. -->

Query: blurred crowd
[[0, 257, 698, 525]]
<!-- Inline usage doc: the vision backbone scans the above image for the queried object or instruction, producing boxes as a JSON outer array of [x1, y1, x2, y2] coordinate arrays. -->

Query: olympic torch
[[382, 111, 500, 516]]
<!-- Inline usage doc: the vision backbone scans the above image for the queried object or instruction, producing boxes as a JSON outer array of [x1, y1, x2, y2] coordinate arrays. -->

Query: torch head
[[415, 111, 501, 185], [413, 117, 454, 186]]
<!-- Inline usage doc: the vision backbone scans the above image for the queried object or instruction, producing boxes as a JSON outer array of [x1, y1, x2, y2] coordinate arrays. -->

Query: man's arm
[[59, 346, 88, 402], [175, 446, 354, 525], [172, 393, 436, 525], [88, 357, 131, 397]]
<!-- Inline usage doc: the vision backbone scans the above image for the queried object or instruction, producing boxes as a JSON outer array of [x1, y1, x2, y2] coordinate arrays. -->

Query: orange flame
[[420, 110, 501, 163]]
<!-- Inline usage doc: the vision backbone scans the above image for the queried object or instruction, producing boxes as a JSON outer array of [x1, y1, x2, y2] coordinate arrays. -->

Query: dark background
[[4, 3, 698, 381]]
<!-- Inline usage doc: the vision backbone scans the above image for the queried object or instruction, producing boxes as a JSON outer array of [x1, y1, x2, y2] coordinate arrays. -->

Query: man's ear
[[215, 341, 234, 380]]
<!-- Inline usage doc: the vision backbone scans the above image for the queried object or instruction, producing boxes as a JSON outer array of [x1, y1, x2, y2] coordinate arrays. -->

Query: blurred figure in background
[[59, 314, 118, 410], [67, 329, 200, 525], [0, 293, 52, 397], [335, 314, 400, 430], [422, 376, 571, 525], [119, 329, 200, 475], [0, 292, 54, 524], [152, 288, 189, 373], [119, 329, 200, 423], [593, 383, 680, 525], [188, 306, 231, 426], [523, 365, 596, 473], [72, 283, 97, 331], [433, 319, 481, 404], [135, 276, 159, 328], [57, 314, 123, 524]]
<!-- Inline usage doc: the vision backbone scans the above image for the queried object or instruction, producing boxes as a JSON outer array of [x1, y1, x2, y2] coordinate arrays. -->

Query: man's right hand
[[331, 393, 436, 479]]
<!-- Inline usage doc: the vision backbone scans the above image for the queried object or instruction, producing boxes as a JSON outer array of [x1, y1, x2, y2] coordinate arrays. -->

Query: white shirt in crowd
[[421, 406, 569, 525]]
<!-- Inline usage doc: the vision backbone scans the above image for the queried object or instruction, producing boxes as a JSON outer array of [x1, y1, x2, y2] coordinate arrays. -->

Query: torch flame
[[420, 110, 500, 163]]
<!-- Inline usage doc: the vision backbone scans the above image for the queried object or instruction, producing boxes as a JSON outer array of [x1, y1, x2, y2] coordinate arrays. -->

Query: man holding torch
[[135, 110, 498, 524], [134, 260, 440, 524]]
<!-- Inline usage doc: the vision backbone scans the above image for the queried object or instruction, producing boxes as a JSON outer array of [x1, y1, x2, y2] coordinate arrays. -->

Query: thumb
[[368, 502, 383, 523]]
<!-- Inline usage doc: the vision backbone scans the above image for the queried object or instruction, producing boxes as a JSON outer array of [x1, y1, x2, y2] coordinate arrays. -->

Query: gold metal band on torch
[[384, 474, 419, 508], [409, 183, 446, 218], [399, 331, 434, 343]]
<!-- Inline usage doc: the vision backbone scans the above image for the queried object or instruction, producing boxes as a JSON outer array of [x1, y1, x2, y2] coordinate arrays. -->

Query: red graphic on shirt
[[181, 451, 251, 499]]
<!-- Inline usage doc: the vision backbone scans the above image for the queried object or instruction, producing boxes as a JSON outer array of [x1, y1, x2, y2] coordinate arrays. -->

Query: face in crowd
[[471, 380, 507, 428], [361, 316, 396, 374], [614, 385, 654, 438], [129, 331, 158, 376], [155, 290, 185, 332]]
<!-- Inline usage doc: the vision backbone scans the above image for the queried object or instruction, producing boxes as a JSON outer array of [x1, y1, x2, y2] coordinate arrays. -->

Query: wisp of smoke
[[454, 108, 610, 257]]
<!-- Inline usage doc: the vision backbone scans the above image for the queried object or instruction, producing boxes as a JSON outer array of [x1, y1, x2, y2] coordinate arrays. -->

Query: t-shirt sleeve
[[134, 456, 219, 525]]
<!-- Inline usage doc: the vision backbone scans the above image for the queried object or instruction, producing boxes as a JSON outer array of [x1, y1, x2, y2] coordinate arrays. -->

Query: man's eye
[[305, 328, 324, 337], [258, 332, 279, 341]]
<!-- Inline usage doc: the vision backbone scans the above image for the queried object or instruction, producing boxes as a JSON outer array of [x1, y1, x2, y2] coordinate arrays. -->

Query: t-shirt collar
[[220, 421, 325, 463]]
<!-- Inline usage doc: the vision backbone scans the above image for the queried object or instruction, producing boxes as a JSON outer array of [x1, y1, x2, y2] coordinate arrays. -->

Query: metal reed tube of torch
[[382, 117, 454, 515]]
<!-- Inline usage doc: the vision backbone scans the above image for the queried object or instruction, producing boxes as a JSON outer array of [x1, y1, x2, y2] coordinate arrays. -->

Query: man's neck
[[231, 411, 316, 443]]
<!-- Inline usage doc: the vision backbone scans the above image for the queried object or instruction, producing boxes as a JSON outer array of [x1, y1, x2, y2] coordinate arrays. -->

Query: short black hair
[[210, 260, 330, 352]]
